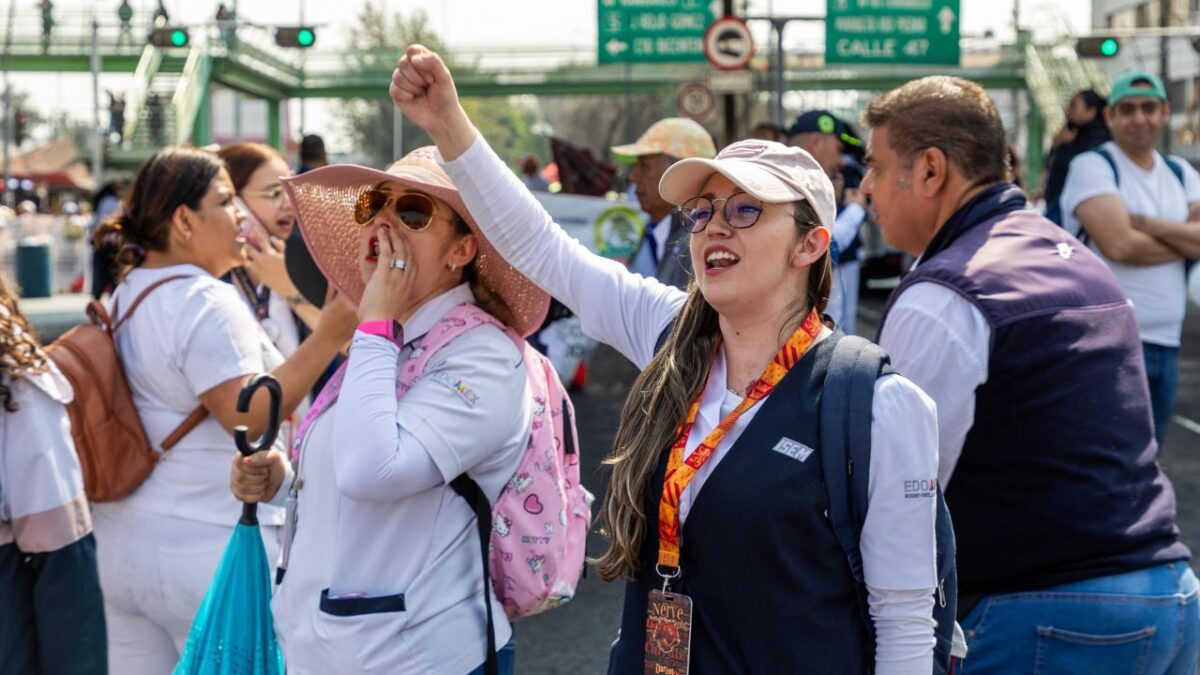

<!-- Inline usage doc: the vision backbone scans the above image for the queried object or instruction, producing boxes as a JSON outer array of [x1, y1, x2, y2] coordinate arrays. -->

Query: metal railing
[[121, 45, 162, 145], [173, 41, 211, 146]]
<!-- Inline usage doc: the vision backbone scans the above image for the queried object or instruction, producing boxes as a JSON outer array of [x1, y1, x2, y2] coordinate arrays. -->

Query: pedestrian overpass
[[3, 8, 1105, 186]]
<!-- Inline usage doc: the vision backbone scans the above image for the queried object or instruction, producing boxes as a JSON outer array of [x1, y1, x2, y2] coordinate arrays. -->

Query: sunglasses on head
[[679, 193, 767, 233], [354, 189, 438, 230]]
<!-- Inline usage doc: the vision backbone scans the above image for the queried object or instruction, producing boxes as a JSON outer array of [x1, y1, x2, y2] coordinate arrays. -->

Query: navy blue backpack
[[820, 334, 961, 674]]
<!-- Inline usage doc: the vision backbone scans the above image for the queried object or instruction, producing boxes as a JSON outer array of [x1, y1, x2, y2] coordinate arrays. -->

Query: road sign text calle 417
[[825, 0, 960, 66], [598, 0, 717, 65]]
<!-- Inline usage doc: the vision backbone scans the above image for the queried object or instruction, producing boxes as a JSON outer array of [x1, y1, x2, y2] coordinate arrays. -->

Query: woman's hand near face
[[390, 45, 477, 162], [244, 232, 302, 297], [358, 225, 416, 323]]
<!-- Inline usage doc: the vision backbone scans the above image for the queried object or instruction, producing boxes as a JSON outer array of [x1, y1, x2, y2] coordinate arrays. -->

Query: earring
[[449, 262, 457, 272]]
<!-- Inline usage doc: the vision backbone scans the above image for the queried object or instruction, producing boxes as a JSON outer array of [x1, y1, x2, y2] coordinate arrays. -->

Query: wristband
[[357, 320, 402, 343]]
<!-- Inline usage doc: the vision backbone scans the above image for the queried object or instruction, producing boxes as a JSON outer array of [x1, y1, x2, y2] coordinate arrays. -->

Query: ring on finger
[[389, 258, 407, 271]]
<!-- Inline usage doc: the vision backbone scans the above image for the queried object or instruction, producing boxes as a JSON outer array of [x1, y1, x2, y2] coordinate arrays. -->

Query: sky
[[4, 0, 1092, 153]]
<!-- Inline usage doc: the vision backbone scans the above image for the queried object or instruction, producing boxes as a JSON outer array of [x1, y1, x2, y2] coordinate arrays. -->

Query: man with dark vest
[[860, 76, 1198, 673], [612, 118, 716, 290]]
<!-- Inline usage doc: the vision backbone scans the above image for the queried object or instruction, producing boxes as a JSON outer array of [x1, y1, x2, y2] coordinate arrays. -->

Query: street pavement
[[515, 289, 1200, 675]]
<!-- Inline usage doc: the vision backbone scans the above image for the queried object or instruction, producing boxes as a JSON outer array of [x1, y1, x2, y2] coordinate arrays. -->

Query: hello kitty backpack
[[396, 303, 593, 671]]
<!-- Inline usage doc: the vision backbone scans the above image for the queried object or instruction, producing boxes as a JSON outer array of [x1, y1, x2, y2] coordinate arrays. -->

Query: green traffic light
[[1101, 38, 1119, 57], [171, 29, 187, 47], [298, 28, 315, 47]]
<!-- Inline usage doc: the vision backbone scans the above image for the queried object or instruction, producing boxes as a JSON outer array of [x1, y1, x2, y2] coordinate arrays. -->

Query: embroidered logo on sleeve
[[428, 371, 479, 408], [904, 477, 938, 499], [772, 437, 814, 463]]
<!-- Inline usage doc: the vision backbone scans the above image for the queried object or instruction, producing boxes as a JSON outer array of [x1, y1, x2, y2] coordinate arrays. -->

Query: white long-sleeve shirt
[[442, 134, 941, 674]]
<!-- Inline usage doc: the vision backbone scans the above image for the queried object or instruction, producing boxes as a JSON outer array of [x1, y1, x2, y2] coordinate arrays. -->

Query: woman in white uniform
[[0, 273, 106, 674], [230, 148, 550, 674], [390, 46, 942, 674], [90, 147, 356, 674]]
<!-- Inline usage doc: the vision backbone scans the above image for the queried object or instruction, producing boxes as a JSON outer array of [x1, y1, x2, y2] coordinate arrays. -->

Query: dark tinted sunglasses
[[354, 189, 437, 230], [679, 193, 766, 233]]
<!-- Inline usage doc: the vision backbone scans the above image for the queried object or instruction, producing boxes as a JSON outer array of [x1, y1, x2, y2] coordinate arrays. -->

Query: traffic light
[[275, 27, 316, 48], [1076, 36, 1120, 59], [149, 26, 189, 48]]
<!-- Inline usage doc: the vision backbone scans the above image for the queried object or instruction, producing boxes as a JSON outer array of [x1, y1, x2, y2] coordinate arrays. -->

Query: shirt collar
[[695, 345, 731, 428], [401, 282, 475, 345]]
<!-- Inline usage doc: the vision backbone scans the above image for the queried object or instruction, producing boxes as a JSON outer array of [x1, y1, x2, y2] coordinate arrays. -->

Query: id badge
[[277, 492, 298, 584], [644, 589, 693, 675]]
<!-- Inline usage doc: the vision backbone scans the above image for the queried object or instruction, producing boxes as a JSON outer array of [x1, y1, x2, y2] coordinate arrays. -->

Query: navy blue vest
[[880, 184, 1189, 595], [607, 336, 868, 674]]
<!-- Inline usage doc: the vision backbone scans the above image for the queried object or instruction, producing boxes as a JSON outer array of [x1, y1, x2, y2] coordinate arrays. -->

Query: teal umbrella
[[175, 374, 285, 675]]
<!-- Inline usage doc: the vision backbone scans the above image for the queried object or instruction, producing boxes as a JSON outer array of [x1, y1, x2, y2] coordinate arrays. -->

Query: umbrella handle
[[233, 374, 282, 526], [234, 374, 283, 457]]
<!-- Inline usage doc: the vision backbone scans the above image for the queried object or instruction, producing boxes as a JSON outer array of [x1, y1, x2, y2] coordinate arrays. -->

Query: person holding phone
[[218, 143, 321, 355]]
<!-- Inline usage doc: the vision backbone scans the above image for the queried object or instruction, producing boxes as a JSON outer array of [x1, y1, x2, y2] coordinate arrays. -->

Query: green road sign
[[597, 0, 717, 65], [825, 0, 961, 66]]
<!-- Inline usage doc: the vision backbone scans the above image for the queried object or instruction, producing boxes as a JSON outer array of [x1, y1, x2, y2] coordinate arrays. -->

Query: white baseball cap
[[658, 139, 837, 230]]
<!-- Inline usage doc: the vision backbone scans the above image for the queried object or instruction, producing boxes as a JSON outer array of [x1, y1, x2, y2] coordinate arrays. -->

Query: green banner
[[597, 0, 716, 65], [825, 0, 961, 66]]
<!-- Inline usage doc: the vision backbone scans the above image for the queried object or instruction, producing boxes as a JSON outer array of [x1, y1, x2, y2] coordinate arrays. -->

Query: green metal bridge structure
[[3, 9, 1106, 188]]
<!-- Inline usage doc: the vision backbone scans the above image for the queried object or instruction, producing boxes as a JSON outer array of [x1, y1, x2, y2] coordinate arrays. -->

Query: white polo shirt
[[108, 264, 285, 526], [0, 365, 91, 554], [1060, 141, 1200, 347], [273, 284, 529, 675]]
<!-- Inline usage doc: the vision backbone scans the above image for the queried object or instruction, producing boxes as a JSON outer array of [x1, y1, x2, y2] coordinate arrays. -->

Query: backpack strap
[[1165, 156, 1187, 187], [111, 274, 193, 333], [450, 474, 499, 675], [111, 274, 209, 451], [819, 334, 890, 647]]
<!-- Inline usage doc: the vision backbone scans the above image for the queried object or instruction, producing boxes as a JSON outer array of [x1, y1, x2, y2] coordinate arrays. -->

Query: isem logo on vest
[[644, 590, 693, 674], [772, 436, 815, 463]]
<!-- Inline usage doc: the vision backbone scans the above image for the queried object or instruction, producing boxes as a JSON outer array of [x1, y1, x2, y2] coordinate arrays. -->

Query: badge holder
[[644, 565, 692, 675]]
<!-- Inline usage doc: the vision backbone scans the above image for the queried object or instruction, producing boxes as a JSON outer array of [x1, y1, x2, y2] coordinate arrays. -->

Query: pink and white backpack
[[295, 303, 593, 638], [399, 303, 593, 626]]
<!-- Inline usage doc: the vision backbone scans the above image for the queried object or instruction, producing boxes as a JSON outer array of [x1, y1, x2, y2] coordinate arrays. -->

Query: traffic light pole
[[2, 0, 14, 208], [91, 19, 103, 187], [1160, 0, 1170, 154], [723, 0, 735, 146]]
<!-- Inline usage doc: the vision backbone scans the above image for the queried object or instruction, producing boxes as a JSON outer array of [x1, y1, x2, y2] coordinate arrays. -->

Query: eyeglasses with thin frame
[[241, 185, 287, 202], [354, 189, 438, 231], [678, 193, 768, 233]]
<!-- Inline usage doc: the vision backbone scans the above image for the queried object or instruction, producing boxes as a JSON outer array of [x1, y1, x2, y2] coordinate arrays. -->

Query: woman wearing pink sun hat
[[230, 147, 550, 674]]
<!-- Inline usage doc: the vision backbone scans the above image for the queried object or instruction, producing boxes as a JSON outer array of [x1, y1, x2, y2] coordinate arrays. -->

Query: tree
[[336, 3, 543, 168]]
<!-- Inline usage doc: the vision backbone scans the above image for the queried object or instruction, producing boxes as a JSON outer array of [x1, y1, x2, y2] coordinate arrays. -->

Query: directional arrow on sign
[[938, 6, 956, 34], [606, 38, 629, 56]]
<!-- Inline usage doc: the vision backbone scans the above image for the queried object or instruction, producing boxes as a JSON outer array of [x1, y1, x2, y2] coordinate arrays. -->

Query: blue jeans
[[960, 562, 1200, 674], [467, 640, 514, 675], [1143, 343, 1180, 449]]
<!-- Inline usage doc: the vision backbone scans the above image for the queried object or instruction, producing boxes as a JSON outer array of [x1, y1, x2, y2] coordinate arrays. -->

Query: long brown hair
[[594, 199, 831, 581], [93, 147, 225, 276], [0, 274, 50, 412]]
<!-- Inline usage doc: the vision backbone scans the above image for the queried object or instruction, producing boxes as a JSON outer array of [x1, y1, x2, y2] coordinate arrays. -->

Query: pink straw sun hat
[[282, 147, 549, 338]]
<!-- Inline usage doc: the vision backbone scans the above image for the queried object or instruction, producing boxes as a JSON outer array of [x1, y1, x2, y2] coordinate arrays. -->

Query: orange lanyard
[[656, 309, 822, 574]]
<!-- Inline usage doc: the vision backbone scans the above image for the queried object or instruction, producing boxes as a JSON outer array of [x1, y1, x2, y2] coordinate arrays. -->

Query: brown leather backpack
[[46, 275, 208, 502]]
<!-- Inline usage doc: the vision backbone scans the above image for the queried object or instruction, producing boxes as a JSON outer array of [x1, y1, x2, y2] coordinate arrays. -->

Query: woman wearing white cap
[[391, 46, 941, 674], [230, 148, 553, 674]]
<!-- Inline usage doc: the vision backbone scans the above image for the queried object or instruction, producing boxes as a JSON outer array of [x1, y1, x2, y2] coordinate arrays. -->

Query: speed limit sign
[[677, 82, 716, 122]]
